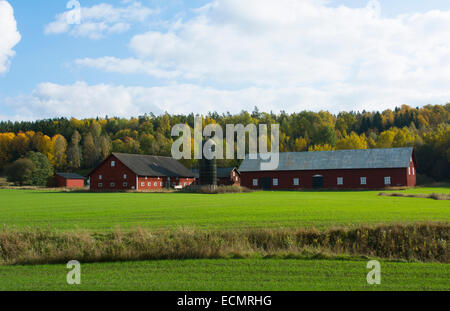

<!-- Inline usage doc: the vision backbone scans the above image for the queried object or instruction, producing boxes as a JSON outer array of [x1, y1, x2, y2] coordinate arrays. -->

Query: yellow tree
[[51, 134, 68, 169], [308, 144, 335, 151], [376, 129, 396, 148], [294, 137, 308, 151], [0, 133, 15, 168], [336, 132, 368, 150]]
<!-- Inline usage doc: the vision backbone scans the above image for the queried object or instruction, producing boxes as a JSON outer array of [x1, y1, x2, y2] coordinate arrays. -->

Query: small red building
[[55, 172, 85, 188], [88, 153, 195, 192], [239, 147, 416, 190], [217, 167, 241, 186]]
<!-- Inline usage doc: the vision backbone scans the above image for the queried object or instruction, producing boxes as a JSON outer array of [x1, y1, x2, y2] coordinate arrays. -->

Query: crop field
[[0, 259, 448, 291], [0, 187, 449, 231], [0, 187, 448, 291]]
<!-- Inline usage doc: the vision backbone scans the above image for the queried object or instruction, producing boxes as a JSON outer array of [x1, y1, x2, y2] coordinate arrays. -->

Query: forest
[[0, 104, 449, 183]]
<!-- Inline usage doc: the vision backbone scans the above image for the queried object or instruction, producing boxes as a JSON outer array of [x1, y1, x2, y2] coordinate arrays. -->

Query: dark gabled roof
[[191, 167, 239, 178], [56, 172, 85, 180], [112, 153, 194, 177], [217, 167, 238, 178], [239, 147, 414, 172]]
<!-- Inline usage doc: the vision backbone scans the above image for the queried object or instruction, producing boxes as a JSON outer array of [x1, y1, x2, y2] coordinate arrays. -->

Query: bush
[[180, 185, 252, 194], [5, 158, 36, 186], [25, 152, 54, 186]]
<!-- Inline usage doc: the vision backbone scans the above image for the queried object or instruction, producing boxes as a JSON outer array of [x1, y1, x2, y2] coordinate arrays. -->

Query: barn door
[[313, 175, 323, 189], [260, 177, 271, 190]]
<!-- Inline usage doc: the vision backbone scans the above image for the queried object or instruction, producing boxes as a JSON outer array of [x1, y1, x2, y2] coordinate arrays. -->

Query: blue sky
[[1, 0, 450, 120]]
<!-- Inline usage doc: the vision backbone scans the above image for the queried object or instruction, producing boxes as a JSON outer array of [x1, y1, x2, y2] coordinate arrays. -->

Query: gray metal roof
[[239, 147, 414, 172], [112, 153, 194, 177], [56, 172, 85, 179]]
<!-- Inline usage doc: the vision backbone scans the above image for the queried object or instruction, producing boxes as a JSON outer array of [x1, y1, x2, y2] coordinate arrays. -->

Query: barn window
[[412, 168, 415, 175], [360, 177, 367, 185], [384, 177, 391, 185], [337, 177, 343, 185], [123, 174, 127, 179], [154, 182, 158, 186], [253, 179, 258, 186], [111, 161, 115, 167], [141, 182, 145, 187], [110, 182, 115, 187], [99, 175, 102, 180], [184, 182, 187, 186], [98, 183, 103, 188], [123, 182, 128, 187], [408, 167, 411, 175], [293, 178, 299, 186], [273, 178, 278, 186], [160, 182, 163, 186]]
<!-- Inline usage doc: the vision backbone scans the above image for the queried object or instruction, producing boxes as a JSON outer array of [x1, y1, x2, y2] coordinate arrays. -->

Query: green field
[[0, 187, 449, 231], [0, 259, 448, 291], [0, 187, 448, 291]]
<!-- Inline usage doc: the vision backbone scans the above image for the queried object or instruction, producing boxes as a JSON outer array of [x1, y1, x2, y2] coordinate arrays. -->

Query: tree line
[[0, 104, 449, 183]]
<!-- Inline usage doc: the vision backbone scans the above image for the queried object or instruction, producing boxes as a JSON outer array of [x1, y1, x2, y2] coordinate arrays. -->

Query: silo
[[199, 139, 217, 186]]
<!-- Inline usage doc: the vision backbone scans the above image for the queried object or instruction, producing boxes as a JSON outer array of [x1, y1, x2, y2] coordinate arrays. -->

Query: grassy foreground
[[0, 259, 448, 291], [0, 187, 449, 231]]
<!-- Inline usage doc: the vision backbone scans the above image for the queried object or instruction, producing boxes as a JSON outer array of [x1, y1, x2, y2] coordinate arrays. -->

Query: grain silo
[[199, 138, 217, 187]]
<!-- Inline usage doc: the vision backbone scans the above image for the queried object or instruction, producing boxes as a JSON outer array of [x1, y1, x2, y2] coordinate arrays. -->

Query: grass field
[[0, 187, 448, 291], [0, 187, 449, 231], [0, 259, 448, 291]]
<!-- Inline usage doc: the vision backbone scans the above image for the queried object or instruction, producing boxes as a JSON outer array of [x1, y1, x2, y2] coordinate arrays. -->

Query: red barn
[[88, 153, 195, 192], [239, 147, 416, 190], [55, 173, 85, 188]]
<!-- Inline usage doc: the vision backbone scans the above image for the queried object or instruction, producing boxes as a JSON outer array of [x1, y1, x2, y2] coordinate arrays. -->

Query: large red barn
[[239, 147, 416, 190], [88, 153, 195, 192]]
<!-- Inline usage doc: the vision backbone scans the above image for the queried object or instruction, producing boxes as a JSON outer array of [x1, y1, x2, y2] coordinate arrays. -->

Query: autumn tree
[[52, 134, 68, 169]]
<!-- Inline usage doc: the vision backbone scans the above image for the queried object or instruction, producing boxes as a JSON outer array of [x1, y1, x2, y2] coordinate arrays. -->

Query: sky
[[0, 0, 450, 121]]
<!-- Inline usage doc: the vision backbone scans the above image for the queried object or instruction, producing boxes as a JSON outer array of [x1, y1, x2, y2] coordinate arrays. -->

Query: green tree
[[5, 158, 36, 186], [26, 151, 54, 186], [83, 132, 99, 168]]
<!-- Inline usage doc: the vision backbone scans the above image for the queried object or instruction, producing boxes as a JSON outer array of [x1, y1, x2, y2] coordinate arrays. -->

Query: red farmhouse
[[88, 153, 195, 191], [55, 172, 85, 188], [239, 147, 416, 190], [217, 167, 241, 186]]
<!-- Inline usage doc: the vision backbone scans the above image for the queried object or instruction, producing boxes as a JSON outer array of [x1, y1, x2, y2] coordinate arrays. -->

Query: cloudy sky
[[1, 0, 450, 121]]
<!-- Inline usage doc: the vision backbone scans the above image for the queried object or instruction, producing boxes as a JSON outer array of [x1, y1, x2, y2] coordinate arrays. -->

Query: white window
[[384, 177, 391, 185], [141, 182, 145, 187], [273, 178, 278, 186], [184, 182, 187, 186], [253, 179, 258, 186], [408, 167, 411, 175], [123, 174, 127, 179], [293, 178, 299, 186], [98, 183, 103, 188], [337, 177, 343, 185], [160, 182, 163, 186], [123, 182, 128, 187], [412, 168, 415, 175], [99, 175, 102, 180], [110, 182, 115, 187], [111, 161, 115, 167], [148, 182, 151, 186], [233, 171, 236, 177], [154, 182, 158, 186], [360, 177, 367, 185]]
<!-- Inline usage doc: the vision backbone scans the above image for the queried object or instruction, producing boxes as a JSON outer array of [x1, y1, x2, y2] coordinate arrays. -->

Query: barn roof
[[191, 167, 239, 178], [112, 153, 194, 177], [239, 147, 414, 172], [56, 172, 85, 180]]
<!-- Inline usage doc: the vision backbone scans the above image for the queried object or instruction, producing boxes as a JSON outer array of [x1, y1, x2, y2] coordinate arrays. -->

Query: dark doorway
[[313, 175, 323, 189], [260, 177, 271, 190]]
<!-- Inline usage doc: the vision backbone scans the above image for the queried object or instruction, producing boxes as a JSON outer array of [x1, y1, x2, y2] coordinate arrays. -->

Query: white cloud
[[44, 1, 157, 39], [74, 0, 450, 113], [0, 1, 21, 74], [3, 80, 448, 121]]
